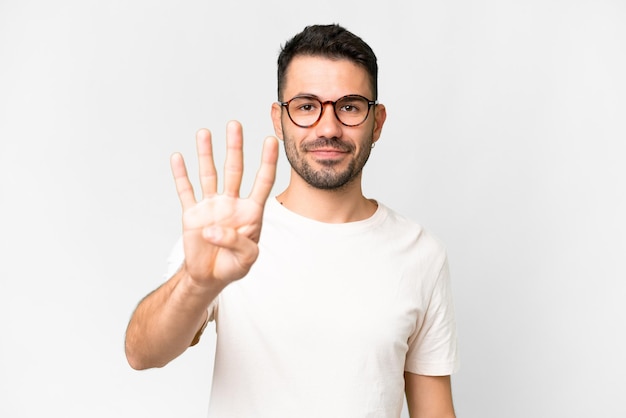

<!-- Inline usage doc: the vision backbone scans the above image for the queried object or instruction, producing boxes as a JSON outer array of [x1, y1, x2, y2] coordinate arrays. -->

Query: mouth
[[306, 147, 350, 164], [303, 138, 353, 155]]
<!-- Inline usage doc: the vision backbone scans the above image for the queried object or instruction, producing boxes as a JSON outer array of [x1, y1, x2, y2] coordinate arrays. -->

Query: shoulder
[[377, 202, 448, 255]]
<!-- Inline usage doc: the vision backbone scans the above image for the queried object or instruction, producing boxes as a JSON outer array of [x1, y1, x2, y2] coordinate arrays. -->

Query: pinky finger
[[171, 152, 197, 210]]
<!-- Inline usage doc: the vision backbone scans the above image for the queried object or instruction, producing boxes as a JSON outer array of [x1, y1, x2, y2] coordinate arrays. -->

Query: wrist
[[177, 262, 229, 297]]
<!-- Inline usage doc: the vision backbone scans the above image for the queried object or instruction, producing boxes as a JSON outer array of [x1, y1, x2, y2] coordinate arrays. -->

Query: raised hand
[[171, 121, 278, 286]]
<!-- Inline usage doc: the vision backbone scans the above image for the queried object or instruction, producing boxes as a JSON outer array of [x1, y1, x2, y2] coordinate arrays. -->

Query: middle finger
[[223, 120, 244, 197]]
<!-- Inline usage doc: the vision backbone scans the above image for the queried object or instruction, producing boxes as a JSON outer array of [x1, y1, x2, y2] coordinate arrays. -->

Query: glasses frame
[[279, 94, 378, 128]]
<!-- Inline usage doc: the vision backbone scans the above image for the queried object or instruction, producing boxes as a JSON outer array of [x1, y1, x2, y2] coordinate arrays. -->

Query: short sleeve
[[405, 257, 460, 376]]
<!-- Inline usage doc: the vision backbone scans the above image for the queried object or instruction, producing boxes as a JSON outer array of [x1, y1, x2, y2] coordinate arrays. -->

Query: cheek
[[283, 125, 312, 148]]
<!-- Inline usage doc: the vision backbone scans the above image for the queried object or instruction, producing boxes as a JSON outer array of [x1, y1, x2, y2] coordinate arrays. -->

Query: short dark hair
[[277, 24, 378, 100]]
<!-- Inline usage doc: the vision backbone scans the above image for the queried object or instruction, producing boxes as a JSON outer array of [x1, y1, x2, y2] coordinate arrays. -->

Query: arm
[[405, 372, 456, 418], [124, 265, 219, 370], [125, 121, 278, 370]]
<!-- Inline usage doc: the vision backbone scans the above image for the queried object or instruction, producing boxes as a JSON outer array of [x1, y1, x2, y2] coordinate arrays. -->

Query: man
[[125, 24, 459, 417]]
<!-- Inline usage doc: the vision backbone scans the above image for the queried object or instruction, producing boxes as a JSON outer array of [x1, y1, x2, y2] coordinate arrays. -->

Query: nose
[[314, 102, 343, 139]]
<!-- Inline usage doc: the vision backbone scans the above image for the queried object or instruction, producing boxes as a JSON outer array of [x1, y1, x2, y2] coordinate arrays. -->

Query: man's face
[[271, 55, 386, 190]]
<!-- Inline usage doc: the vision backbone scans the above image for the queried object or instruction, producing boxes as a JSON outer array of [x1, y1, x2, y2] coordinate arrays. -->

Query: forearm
[[125, 265, 226, 370]]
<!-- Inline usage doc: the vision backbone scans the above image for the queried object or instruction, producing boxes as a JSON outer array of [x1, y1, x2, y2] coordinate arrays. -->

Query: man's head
[[271, 25, 386, 192], [277, 24, 378, 101]]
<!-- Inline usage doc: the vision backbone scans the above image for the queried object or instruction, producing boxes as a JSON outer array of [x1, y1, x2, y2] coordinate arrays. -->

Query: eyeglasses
[[279, 94, 377, 128]]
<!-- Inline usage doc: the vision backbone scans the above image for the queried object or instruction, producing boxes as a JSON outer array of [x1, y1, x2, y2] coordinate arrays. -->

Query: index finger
[[248, 136, 279, 205]]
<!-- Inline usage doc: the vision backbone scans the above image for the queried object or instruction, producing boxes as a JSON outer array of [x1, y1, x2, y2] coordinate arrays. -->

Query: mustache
[[302, 138, 354, 152]]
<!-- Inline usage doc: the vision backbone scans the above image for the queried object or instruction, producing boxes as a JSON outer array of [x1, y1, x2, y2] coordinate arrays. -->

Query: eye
[[290, 97, 320, 113], [337, 96, 368, 114], [340, 103, 361, 113], [298, 103, 317, 112]]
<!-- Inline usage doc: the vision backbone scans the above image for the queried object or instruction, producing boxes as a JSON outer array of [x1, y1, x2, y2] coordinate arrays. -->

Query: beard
[[282, 131, 374, 190]]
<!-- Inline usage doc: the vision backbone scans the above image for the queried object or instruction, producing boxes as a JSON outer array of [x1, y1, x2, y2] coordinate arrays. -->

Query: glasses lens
[[335, 96, 370, 126], [285, 95, 373, 127], [287, 96, 322, 127]]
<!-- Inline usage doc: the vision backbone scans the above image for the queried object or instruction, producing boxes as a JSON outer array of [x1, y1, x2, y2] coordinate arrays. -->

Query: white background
[[1, 1, 625, 417]]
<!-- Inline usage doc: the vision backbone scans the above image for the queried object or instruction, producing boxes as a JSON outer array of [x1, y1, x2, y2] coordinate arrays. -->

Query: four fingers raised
[[171, 121, 278, 283], [172, 121, 279, 209]]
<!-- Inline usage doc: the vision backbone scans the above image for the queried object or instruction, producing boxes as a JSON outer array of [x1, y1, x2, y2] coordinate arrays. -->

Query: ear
[[372, 103, 387, 143], [271, 102, 284, 140]]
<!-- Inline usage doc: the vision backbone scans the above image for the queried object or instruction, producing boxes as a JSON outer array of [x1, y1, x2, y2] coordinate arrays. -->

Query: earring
[[371, 142, 376, 149]]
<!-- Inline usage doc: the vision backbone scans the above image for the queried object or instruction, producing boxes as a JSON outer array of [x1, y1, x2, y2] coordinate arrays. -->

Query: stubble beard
[[282, 132, 373, 190]]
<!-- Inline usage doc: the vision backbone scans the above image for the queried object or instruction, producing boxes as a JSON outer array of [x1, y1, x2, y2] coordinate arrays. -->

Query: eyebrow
[[287, 93, 368, 101]]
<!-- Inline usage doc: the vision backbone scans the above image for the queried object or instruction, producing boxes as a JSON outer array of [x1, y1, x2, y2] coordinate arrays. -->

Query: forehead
[[283, 55, 373, 100]]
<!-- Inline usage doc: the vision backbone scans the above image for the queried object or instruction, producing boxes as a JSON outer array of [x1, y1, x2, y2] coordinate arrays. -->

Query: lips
[[310, 149, 347, 159], [307, 146, 350, 162], [302, 138, 353, 154], [309, 147, 347, 153]]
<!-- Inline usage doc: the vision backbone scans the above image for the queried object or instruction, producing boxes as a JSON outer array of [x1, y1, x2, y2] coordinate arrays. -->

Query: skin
[[125, 55, 455, 417], [405, 373, 456, 418], [271, 56, 385, 223], [124, 122, 279, 369]]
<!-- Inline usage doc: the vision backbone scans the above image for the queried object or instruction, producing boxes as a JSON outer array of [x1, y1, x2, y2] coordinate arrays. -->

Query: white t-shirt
[[165, 198, 459, 418]]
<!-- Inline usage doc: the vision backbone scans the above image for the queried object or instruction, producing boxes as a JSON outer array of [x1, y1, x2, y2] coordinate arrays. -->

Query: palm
[[172, 122, 278, 285], [182, 195, 264, 282]]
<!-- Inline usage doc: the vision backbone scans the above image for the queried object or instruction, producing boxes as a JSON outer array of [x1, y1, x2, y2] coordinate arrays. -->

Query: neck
[[276, 174, 377, 223]]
